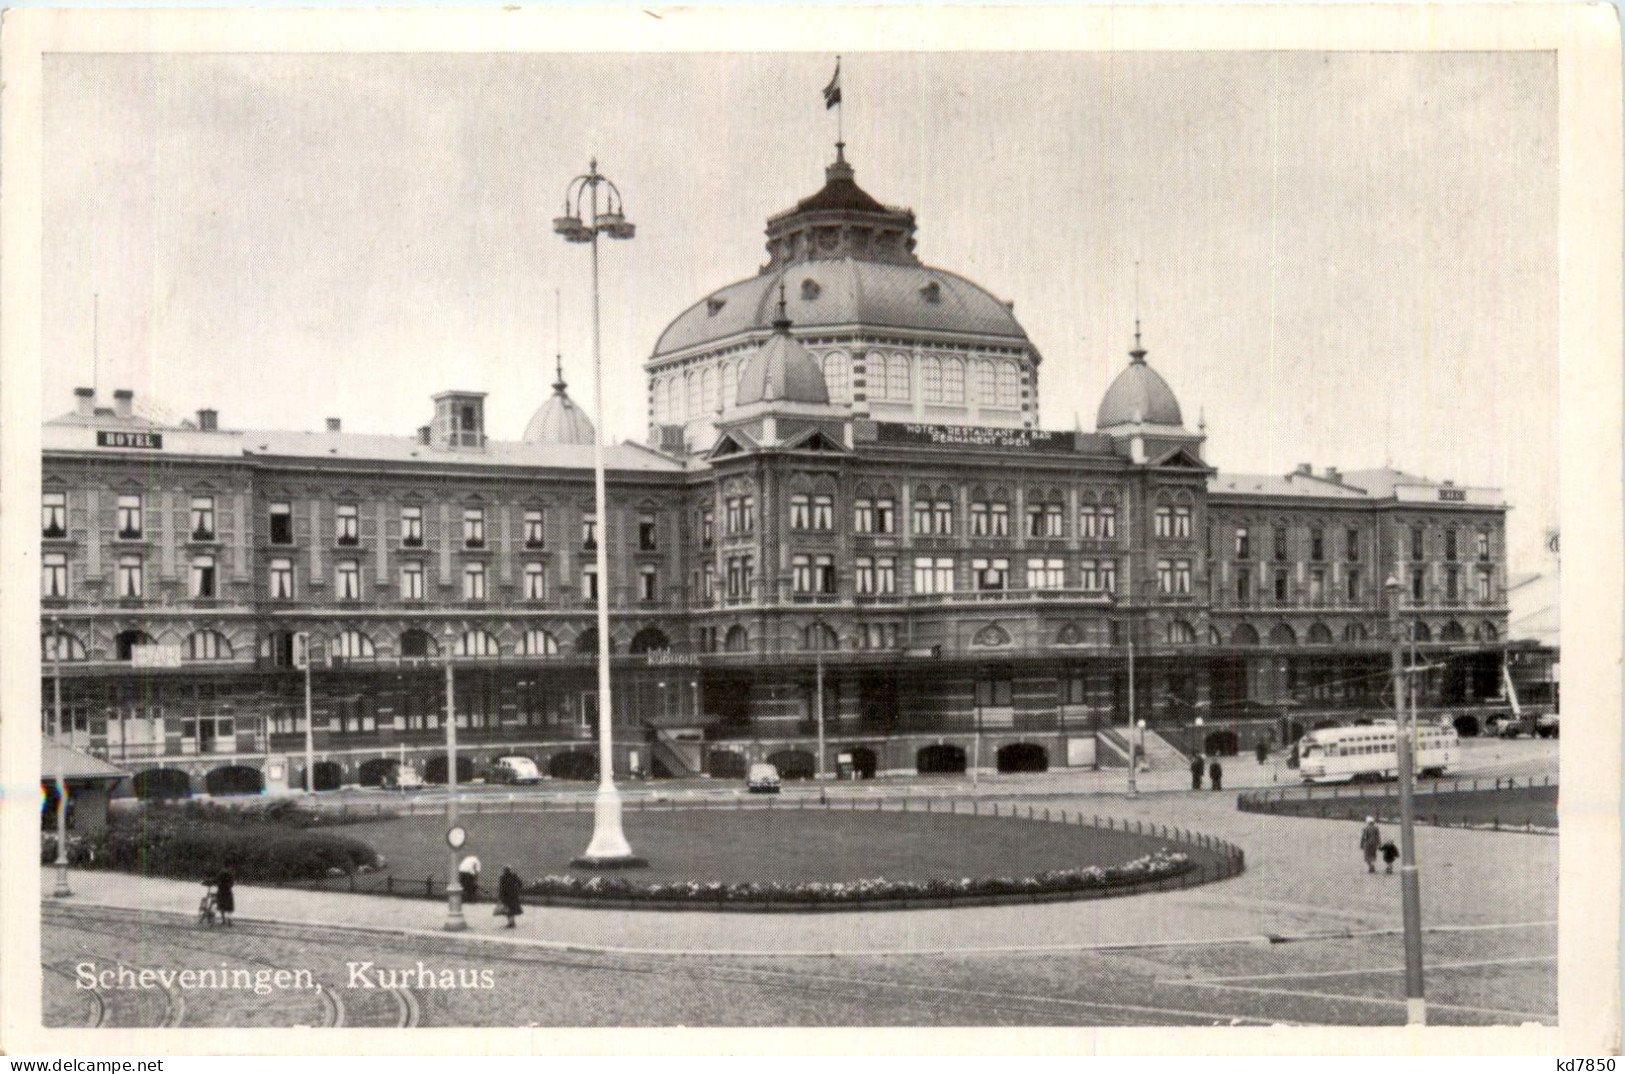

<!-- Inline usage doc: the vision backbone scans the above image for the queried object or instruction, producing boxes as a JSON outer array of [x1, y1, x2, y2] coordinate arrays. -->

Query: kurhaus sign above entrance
[[876, 423, 1076, 453], [96, 430, 163, 450]]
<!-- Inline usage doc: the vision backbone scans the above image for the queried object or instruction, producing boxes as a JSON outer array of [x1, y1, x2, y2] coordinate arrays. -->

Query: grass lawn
[[1258, 785, 1557, 828], [327, 807, 1197, 889]]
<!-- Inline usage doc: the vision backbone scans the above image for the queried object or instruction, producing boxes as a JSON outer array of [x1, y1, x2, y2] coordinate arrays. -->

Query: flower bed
[[521, 849, 1197, 910]]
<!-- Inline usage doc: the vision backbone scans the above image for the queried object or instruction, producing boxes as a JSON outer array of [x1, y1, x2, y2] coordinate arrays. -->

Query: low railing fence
[[1236, 773, 1557, 834]]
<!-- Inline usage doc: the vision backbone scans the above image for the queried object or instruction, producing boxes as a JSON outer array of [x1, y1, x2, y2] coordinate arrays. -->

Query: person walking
[[1381, 840, 1400, 874], [1360, 817, 1382, 873], [1208, 758, 1223, 791], [1254, 739, 1269, 766], [458, 853, 482, 904], [1190, 754, 1205, 791], [214, 867, 235, 927], [496, 866, 524, 929]]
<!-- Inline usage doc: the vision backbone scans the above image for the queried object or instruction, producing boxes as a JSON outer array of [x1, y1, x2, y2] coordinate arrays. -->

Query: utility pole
[[50, 622, 71, 897], [444, 631, 467, 931], [1386, 574, 1426, 1025], [1126, 633, 1138, 797], [296, 632, 315, 793]]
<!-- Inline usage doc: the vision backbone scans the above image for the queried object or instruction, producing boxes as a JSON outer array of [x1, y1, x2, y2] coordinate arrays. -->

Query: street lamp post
[[1386, 574, 1426, 1025], [296, 631, 315, 794], [556, 159, 644, 868], [813, 623, 827, 780], [49, 622, 71, 898], [443, 628, 467, 931], [1125, 632, 1138, 797]]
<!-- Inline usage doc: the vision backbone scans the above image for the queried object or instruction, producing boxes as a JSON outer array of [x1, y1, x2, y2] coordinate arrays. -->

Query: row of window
[[849, 499, 1120, 539], [1223, 565, 1495, 604], [1224, 524, 1494, 563], [655, 353, 1025, 423]]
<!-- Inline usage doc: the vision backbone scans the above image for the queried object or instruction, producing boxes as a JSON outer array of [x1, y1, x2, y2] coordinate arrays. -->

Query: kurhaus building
[[40, 146, 1513, 791]]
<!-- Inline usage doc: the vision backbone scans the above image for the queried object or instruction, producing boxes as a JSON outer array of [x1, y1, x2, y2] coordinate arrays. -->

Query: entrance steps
[[1141, 729, 1191, 768], [648, 728, 701, 778], [1094, 728, 1132, 768]]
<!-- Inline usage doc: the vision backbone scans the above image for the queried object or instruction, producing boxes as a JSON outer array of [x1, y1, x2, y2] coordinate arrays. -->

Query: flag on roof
[[823, 59, 842, 109]]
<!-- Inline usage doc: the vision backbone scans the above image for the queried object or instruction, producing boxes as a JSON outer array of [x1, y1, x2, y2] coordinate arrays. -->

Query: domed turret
[[734, 287, 830, 407], [522, 355, 596, 445], [1096, 324, 1184, 430]]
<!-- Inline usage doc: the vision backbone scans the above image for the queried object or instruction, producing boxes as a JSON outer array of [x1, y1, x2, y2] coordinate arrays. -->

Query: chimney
[[326, 417, 342, 433], [417, 425, 431, 446], [73, 387, 94, 417], [113, 389, 134, 419], [1295, 462, 1312, 476], [1324, 466, 1340, 483], [197, 409, 218, 432]]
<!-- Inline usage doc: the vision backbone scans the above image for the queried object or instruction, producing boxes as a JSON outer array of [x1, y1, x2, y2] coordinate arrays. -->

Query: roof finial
[[1198, 406, 1207, 434], [552, 288, 567, 394], [1130, 319, 1147, 364], [773, 280, 792, 333]]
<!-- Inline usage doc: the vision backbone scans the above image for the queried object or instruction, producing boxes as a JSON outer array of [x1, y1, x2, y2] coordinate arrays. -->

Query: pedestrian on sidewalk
[[1190, 754, 1205, 791], [496, 866, 523, 928], [458, 854, 482, 904], [1208, 758, 1223, 791], [213, 867, 235, 927], [1255, 740, 1269, 765], [1360, 817, 1382, 873], [1381, 841, 1400, 874]]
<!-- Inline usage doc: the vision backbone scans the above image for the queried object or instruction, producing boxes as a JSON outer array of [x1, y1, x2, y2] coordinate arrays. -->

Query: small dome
[[735, 299, 829, 407], [1096, 333, 1184, 429], [522, 360, 596, 445]]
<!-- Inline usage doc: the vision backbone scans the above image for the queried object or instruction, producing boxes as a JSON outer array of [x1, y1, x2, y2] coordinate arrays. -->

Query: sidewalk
[[44, 789, 1554, 957]]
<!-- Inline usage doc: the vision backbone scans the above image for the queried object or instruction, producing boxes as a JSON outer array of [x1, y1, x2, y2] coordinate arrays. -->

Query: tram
[[1295, 720, 1458, 784]]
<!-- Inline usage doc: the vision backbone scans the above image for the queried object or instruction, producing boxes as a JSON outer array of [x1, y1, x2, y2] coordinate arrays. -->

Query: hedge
[[74, 811, 383, 883]]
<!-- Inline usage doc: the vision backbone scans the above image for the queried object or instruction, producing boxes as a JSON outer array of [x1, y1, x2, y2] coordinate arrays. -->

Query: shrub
[[89, 811, 381, 883]]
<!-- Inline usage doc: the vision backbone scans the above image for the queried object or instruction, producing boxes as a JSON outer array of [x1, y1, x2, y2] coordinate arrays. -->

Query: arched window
[[733, 360, 747, 405], [665, 376, 682, 422], [1412, 622, 1432, 643], [974, 359, 996, 403], [1233, 624, 1260, 646], [187, 630, 234, 660], [331, 629, 375, 661], [629, 626, 672, 654], [652, 376, 668, 424], [1167, 620, 1197, 644], [865, 351, 888, 400], [1441, 621, 1466, 641], [1344, 622, 1369, 643], [575, 627, 612, 655], [823, 352, 850, 404], [724, 625, 750, 652], [41, 631, 88, 663], [920, 356, 942, 403], [685, 371, 701, 418], [1477, 621, 1498, 642], [700, 366, 718, 415], [456, 630, 500, 658], [519, 628, 558, 657], [996, 361, 1020, 408], [1268, 623, 1297, 646], [943, 358, 966, 404], [1308, 623, 1334, 644], [886, 353, 911, 401], [803, 622, 839, 651], [717, 361, 733, 409], [115, 629, 155, 661], [399, 629, 438, 658]]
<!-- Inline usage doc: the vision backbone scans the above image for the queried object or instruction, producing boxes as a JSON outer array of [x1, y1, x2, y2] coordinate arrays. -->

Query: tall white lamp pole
[[1386, 574, 1426, 1024], [443, 627, 467, 930], [556, 160, 645, 868], [50, 621, 71, 897]]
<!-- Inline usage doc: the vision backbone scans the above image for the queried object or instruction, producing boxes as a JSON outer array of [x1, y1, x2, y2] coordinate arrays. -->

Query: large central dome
[[646, 144, 1043, 449]]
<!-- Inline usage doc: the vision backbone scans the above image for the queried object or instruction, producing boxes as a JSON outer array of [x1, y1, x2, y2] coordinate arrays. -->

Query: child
[[1380, 841, 1400, 874]]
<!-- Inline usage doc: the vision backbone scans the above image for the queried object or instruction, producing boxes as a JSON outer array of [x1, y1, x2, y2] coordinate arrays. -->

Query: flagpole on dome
[[824, 56, 843, 156]]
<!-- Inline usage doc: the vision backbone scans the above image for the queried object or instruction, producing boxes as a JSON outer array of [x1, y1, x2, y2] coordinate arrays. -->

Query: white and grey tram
[[1296, 720, 1458, 784]]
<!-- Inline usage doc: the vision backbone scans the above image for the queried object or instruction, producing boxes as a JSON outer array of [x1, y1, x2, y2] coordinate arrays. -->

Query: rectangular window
[[1274, 569, 1289, 601], [1445, 529, 1459, 562], [742, 496, 756, 533], [1235, 526, 1250, 559], [914, 556, 954, 595], [268, 502, 293, 544], [790, 494, 810, 530], [337, 559, 361, 600], [400, 561, 425, 600], [1078, 505, 1096, 539], [701, 508, 714, 548], [1411, 526, 1425, 561], [726, 497, 742, 534], [190, 496, 217, 541], [1309, 569, 1325, 604], [913, 498, 933, 535], [1310, 528, 1324, 561], [463, 561, 487, 601], [523, 562, 547, 601], [1273, 526, 1288, 561], [581, 514, 597, 550], [1411, 568, 1425, 602], [812, 495, 833, 531], [42, 552, 67, 597], [269, 558, 293, 599], [42, 492, 67, 539], [855, 556, 875, 595], [1155, 506, 1173, 538], [1477, 531, 1490, 561], [854, 498, 874, 533], [1028, 558, 1064, 589], [1174, 506, 1192, 538], [975, 673, 1013, 707], [1175, 559, 1192, 594], [1445, 568, 1459, 601], [117, 494, 143, 539], [701, 562, 716, 600], [1079, 559, 1099, 591], [524, 509, 546, 549], [1477, 569, 1492, 602], [401, 505, 424, 547], [190, 555, 216, 599], [336, 503, 359, 546], [741, 554, 754, 595], [726, 557, 742, 598], [792, 554, 813, 593], [873, 497, 892, 534], [970, 502, 989, 536], [117, 554, 143, 598], [973, 557, 1008, 591], [1236, 567, 1251, 603], [463, 507, 486, 549], [640, 566, 658, 601], [814, 554, 836, 593], [934, 500, 954, 535], [1099, 559, 1117, 593], [875, 556, 896, 594], [1099, 506, 1117, 540], [991, 503, 1009, 537], [1157, 558, 1173, 593], [1347, 528, 1360, 561], [1346, 567, 1360, 602], [638, 513, 658, 551], [581, 566, 599, 601], [1028, 505, 1047, 538]]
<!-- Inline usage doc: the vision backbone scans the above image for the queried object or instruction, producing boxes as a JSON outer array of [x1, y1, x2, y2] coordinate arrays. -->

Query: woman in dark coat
[[496, 866, 523, 929], [214, 868, 235, 926]]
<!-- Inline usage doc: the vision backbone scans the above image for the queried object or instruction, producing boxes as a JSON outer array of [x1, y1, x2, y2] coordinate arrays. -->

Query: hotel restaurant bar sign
[[97, 430, 163, 450], [877, 422, 1076, 452]]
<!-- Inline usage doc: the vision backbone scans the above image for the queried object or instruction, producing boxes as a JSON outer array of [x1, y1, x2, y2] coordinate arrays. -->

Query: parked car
[[382, 763, 426, 792], [746, 763, 782, 794], [1494, 714, 1536, 739], [1536, 711, 1560, 738], [488, 755, 544, 785]]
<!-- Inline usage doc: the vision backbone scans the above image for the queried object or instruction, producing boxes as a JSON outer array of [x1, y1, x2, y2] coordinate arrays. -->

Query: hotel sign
[[877, 423, 1075, 453], [97, 430, 163, 450]]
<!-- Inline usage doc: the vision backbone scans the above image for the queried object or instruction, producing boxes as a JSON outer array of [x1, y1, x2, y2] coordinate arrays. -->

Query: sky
[[42, 50, 1557, 573]]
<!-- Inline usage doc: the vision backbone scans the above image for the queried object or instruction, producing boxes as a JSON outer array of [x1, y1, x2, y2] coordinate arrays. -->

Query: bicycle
[[198, 884, 221, 927]]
